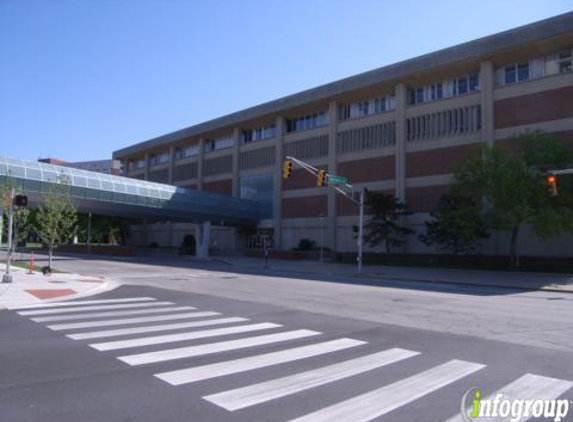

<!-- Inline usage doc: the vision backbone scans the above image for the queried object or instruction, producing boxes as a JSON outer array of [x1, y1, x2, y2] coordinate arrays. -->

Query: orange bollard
[[28, 251, 34, 274]]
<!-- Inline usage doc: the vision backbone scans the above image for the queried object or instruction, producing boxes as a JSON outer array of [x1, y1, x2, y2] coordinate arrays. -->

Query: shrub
[[179, 234, 196, 255], [296, 238, 316, 251]]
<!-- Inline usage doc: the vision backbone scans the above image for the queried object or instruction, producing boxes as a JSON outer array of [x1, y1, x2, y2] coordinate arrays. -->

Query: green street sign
[[327, 175, 348, 185]]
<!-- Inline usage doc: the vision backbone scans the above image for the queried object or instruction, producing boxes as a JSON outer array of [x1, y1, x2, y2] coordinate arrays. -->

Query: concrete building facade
[[113, 13, 573, 256]]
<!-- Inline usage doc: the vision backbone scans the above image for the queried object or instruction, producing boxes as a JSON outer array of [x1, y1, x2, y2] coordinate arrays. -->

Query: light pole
[[318, 213, 324, 264], [87, 212, 92, 254], [357, 190, 364, 274], [283, 155, 366, 274], [2, 187, 15, 283]]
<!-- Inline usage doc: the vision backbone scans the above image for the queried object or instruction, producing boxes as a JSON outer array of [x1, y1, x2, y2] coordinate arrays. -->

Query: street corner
[[0, 265, 119, 310]]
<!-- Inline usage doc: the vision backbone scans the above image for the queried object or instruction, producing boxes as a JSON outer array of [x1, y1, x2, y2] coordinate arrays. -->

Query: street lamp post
[[357, 190, 364, 274], [319, 214, 324, 264], [283, 156, 365, 274], [2, 187, 15, 284]]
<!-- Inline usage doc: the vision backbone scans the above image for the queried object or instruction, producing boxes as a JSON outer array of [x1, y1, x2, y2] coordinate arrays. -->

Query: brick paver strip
[[25, 289, 77, 299]]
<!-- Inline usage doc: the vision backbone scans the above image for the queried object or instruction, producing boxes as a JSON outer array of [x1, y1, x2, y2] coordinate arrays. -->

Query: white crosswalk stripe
[[118, 329, 322, 366], [278, 360, 485, 422], [18, 296, 571, 421], [204, 348, 420, 411], [90, 322, 283, 351], [47, 311, 221, 331], [9, 297, 157, 310], [443, 373, 573, 422], [155, 338, 367, 386], [32, 306, 196, 322], [67, 317, 249, 340], [18, 301, 174, 316]]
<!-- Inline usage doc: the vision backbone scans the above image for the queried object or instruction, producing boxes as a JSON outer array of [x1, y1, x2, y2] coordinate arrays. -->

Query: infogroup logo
[[461, 387, 570, 422]]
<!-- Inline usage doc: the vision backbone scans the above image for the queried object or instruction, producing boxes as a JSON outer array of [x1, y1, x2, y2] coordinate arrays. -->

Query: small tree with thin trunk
[[363, 191, 413, 254], [36, 176, 78, 269]]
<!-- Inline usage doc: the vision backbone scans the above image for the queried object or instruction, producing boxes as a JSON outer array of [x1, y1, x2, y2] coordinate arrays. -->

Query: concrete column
[[394, 84, 407, 203], [273, 116, 285, 250], [480, 61, 495, 147], [144, 152, 150, 181], [168, 145, 175, 184], [232, 128, 240, 197], [197, 138, 205, 190], [327, 101, 338, 251], [195, 221, 211, 259]]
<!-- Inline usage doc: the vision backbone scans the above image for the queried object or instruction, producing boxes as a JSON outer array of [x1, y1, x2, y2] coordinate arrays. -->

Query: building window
[[242, 124, 276, 143], [457, 77, 468, 95], [430, 83, 443, 101], [504, 63, 529, 85], [468, 73, 479, 92], [239, 172, 274, 215], [149, 152, 170, 166], [175, 144, 199, 159], [205, 135, 234, 152], [286, 111, 328, 132], [408, 72, 479, 105], [504, 65, 517, 84], [517, 63, 530, 81], [339, 105, 351, 120], [131, 159, 146, 170], [558, 51, 572, 73]]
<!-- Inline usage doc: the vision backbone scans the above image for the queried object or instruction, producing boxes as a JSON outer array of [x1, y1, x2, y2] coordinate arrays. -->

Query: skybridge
[[0, 156, 266, 226]]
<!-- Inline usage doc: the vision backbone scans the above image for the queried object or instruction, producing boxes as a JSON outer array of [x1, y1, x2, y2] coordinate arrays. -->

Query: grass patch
[[1, 259, 63, 273]]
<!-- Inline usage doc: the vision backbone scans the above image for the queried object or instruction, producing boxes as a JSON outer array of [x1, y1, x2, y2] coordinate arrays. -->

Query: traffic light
[[317, 169, 327, 187], [546, 174, 558, 196], [282, 159, 293, 180], [14, 195, 28, 207]]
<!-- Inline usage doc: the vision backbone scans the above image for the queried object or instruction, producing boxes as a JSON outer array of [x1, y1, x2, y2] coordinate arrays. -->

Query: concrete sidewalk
[[216, 256, 573, 294], [0, 264, 119, 309]]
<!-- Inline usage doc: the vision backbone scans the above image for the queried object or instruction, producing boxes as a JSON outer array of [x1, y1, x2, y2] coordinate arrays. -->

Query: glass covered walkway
[[0, 156, 266, 225]]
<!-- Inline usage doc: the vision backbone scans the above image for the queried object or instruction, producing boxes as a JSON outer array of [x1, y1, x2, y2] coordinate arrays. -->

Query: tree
[[77, 214, 131, 245], [363, 191, 413, 254], [36, 177, 78, 269], [454, 132, 573, 267], [419, 192, 489, 254], [13, 206, 32, 248]]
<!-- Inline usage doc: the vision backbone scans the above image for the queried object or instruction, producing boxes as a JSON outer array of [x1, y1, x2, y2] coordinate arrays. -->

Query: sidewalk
[[216, 256, 573, 294], [0, 264, 119, 309]]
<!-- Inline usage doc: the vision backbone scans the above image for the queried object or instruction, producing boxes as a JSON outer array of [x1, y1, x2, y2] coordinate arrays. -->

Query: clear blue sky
[[1, 0, 571, 162]]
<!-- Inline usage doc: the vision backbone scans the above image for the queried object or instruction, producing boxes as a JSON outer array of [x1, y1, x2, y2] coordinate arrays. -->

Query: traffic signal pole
[[2, 187, 15, 284], [284, 156, 365, 273]]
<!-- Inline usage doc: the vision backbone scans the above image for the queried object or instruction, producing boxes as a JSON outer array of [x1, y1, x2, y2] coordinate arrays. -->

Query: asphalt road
[[1, 255, 572, 422], [34, 254, 573, 352]]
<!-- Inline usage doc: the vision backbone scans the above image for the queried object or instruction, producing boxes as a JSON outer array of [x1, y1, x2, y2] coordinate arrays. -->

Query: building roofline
[[113, 11, 573, 158]]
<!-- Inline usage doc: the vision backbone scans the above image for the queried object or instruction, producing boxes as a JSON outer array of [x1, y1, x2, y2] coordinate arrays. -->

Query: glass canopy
[[0, 156, 266, 224]]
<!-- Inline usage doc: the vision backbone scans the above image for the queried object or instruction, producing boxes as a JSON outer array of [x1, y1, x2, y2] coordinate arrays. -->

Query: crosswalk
[[11, 295, 573, 422]]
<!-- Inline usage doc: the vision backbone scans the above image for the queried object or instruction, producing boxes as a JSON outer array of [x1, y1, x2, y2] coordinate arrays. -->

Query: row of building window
[[204, 135, 235, 152], [241, 124, 277, 143], [130, 48, 573, 172], [286, 111, 329, 133], [406, 105, 481, 142], [497, 48, 572, 86], [408, 73, 480, 105], [175, 144, 200, 160], [339, 95, 396, 120]]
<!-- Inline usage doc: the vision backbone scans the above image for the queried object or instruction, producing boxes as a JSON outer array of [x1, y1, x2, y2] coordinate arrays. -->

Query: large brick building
[[113, 12, 573, 257]]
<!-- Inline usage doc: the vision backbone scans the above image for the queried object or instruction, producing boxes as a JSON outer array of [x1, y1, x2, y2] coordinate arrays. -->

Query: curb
[[197, 259, 573, 295], [356, 273, 573, 294]]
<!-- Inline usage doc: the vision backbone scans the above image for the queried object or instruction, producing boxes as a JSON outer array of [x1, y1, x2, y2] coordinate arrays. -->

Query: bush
[[296, 238, 316, 251], [179, 234, 196, 255]]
